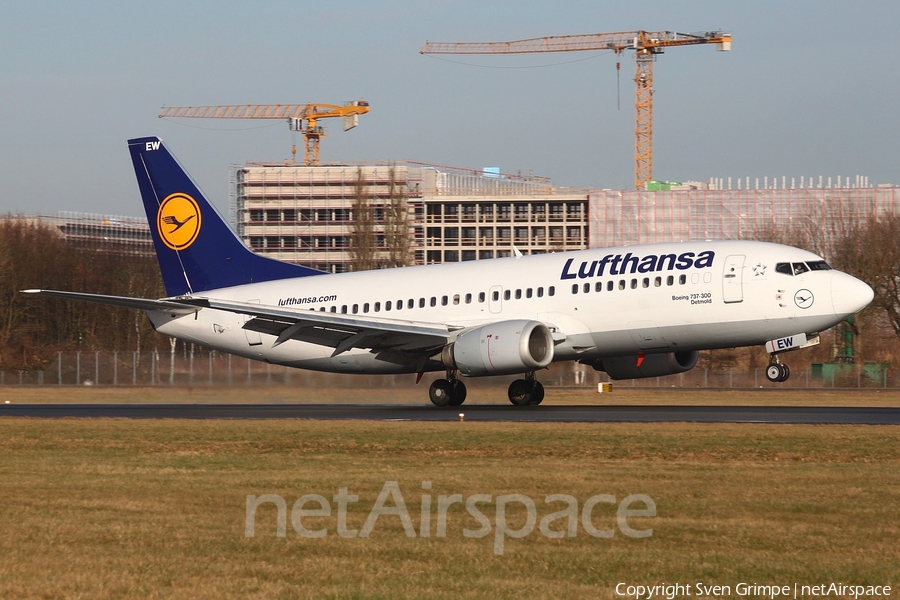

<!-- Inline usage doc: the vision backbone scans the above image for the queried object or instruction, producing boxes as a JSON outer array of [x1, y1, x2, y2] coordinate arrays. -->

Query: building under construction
[[1, 212, 154, 256], [589, 180, 900, 258], [233, 162, 590, 273]]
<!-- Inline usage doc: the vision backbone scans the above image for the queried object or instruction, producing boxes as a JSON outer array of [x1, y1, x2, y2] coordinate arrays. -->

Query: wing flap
[[205, 298, 450, 355]]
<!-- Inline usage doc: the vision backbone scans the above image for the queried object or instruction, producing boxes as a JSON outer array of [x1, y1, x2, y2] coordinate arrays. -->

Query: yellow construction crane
[[421, 31, 731, 189], [158, 101, 370, 166]]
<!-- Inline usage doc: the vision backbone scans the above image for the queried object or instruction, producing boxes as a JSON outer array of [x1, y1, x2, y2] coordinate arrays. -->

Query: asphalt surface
[[2, 404, 899, 424]]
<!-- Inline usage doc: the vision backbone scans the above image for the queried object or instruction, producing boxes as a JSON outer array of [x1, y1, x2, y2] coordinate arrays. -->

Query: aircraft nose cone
[[831, 272, 874, 317]]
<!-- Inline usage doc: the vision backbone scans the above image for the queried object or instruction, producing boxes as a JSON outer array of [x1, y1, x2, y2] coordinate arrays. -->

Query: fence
[[0, 351, 896, 390]]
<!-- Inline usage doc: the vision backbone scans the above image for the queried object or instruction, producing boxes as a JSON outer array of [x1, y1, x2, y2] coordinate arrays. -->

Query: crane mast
[[158, 101, 370, 166], [421, 31, 731, 189]]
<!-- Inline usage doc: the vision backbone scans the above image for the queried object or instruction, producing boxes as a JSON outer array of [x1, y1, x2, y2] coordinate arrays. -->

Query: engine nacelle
[[442, 320, 555, 376], [591, 350, 700, 380]]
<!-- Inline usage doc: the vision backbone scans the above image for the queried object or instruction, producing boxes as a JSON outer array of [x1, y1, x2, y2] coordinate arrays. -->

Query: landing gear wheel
[[508, 379, 544, 406], [447, 379, 467, 406], [429, 378, 467, 406], [765, 363, 790, 383], [429, 379, 453, 406], [508, 379, 530, 406], [778, 364, 790, 382]]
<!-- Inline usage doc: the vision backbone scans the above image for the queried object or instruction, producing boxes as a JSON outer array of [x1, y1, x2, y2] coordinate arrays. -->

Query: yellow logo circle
[[157, 193, 201, 251]]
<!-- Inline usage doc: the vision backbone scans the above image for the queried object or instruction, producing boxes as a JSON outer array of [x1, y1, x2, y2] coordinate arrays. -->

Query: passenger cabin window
[[548, 286, 555, 296], [478, 292, 486, 303]]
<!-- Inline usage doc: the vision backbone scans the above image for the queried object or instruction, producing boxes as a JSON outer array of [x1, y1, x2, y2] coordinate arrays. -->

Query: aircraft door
[[489, 285, 503, 314], [723, 255, 745, 303]]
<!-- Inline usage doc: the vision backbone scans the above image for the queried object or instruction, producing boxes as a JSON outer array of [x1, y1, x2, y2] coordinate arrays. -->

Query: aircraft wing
[[23, 289, 452, 359], [199, 298, 452, 357]]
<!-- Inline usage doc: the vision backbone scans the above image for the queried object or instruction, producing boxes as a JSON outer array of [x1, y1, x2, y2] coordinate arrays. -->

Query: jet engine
[[588, 350, 700, 380], [441, 320, 555, 376]]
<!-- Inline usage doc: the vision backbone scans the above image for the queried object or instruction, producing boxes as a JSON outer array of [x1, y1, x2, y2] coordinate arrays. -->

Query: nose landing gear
[[765, 359, 791, 383]]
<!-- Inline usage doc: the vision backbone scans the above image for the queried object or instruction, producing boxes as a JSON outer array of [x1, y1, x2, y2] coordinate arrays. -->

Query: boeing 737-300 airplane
[[25, 137, 874, 405]]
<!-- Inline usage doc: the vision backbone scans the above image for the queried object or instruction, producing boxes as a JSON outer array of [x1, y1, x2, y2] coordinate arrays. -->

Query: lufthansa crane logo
[[794, 289, 814, 309], [157, 193, 201, 251]]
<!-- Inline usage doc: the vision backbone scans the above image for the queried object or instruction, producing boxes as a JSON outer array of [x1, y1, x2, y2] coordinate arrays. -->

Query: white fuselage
[[149, 240, 870, 375]]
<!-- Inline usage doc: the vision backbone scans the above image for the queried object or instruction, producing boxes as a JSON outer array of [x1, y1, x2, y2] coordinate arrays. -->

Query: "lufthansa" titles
[[560, 251, 715, 280]]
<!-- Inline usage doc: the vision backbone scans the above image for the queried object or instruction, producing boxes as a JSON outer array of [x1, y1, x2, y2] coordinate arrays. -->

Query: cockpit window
[[775, 260, 832, 276], [807, 260, 832, 271], [792, 262, 810, 275]]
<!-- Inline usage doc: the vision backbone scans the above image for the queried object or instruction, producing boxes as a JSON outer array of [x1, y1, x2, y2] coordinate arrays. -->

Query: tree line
[[0, 219, 164, 371]]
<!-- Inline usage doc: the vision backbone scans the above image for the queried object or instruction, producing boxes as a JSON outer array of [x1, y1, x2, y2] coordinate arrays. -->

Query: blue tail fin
[[128, 136, 325, 296]]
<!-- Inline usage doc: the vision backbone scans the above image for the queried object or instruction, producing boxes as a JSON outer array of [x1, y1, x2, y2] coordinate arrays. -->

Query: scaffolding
[[1, 212, 154, 256], [589, 187, 900, 258]]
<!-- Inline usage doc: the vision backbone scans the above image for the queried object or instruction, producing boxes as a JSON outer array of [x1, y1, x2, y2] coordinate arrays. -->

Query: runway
[[2, 404, 900, 424]]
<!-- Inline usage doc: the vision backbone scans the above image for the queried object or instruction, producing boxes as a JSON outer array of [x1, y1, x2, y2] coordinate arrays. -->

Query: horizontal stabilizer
[[21, 289, 203, 315]]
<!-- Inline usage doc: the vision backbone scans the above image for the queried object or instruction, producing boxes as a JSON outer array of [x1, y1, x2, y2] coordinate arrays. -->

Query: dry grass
[[2, 384, 900, 406], [0, 418, 897, 599]]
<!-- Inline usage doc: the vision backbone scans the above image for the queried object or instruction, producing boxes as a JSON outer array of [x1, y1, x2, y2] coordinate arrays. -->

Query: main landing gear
[[507, 372, 544, 406], [427, 371, 545, 406], [429, 370, 467, 407], [765, 356, 791, 383]]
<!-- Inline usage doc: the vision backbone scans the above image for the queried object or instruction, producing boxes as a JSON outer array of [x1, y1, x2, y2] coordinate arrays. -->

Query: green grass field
[[1, 394, 898, 598]]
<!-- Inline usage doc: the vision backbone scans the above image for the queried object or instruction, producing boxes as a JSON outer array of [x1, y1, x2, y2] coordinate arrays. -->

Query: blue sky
[[1, 0, 898, 217]]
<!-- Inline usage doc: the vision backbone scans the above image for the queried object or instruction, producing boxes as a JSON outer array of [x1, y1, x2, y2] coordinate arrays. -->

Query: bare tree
[[830, 213, 900, 339], [349, 167, 377, 271], [383, 165, 410, 268]]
